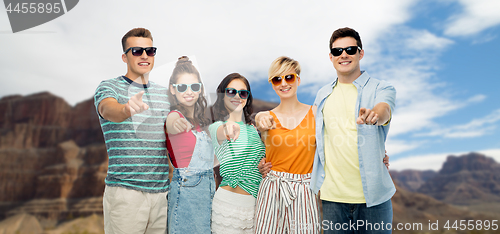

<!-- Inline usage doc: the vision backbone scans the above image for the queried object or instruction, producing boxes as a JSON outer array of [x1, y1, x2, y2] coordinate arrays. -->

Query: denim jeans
[[168, 169, 215, 234], [322, 199, 393, 234]]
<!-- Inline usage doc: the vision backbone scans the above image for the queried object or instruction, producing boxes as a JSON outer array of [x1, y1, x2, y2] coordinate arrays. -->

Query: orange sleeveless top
[[264, 107, 316, 174]]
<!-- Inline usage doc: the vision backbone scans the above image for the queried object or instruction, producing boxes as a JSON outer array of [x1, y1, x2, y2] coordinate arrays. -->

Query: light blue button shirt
[[310, 71, 396, 207]]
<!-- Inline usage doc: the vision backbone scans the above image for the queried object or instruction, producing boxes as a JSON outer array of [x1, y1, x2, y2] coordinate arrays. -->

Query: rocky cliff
[[418, 153, 500, 206], [390, 169, 438, 192], [0, 92, 107, 224]]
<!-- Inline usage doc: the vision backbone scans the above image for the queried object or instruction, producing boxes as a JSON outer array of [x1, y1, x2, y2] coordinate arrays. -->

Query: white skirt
[[211, 188, 256, 234]]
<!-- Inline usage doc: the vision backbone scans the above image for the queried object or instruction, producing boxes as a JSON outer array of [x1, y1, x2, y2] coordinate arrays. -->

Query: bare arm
[[372, 102, 391, 125], [165, 112, 191, 134], [98, 98, 131, 123], [215, 121, 240, 144], [255, 111, 275, 132], [98, 91, 149, 123]]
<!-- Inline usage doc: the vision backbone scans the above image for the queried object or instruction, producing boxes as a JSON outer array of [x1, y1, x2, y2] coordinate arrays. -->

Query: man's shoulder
[[364, 73, 394, 90], [147, 80, 168, 91], [317, 81, 334, 93], [98, 76, 125, 87], [314, 81, 335, 101]]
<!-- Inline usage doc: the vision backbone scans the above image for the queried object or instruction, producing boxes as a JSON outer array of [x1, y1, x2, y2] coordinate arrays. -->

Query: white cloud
[[406, 30, 454, 50], [444, 0, 500, 36], [368, 27, 460, 137], [385, 138, 422, 155], [418, 108, 500, 138], [390, 148, 500, 171]]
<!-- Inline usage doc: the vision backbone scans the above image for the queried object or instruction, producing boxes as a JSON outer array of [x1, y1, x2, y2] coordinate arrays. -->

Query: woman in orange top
[[254, 56, 320, 234]]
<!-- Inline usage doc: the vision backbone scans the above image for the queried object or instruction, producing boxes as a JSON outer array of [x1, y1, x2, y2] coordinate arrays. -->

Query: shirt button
[[183, 179, 188, 182]]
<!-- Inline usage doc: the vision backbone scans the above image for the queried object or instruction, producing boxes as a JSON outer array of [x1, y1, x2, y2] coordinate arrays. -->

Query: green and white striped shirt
[[209, 121, 265, 198], [94, 76, 170, 193]]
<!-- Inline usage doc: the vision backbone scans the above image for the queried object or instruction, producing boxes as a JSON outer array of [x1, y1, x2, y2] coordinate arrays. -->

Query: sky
[[1, 0, 499, 171]]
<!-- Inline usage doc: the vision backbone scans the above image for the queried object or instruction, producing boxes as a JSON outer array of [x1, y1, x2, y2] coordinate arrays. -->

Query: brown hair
[[212, 73, 253, 124], [121, 28, 153, 52], [329, 27, 362, 50], [168, 56, 210, 127]]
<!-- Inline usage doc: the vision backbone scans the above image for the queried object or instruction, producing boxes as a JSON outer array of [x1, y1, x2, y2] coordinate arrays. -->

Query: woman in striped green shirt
[[209, 73, 265, 234]]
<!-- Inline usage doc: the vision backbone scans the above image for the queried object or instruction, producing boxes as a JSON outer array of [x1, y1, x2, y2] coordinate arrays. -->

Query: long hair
[[167, 56, 210, 127], [212, 73, 253, 124]]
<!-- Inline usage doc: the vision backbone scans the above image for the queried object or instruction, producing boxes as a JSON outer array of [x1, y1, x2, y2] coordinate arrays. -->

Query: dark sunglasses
[[330, 46, 361, 57], [124, 47, 157, 56], [172, 83, 202, 93], [271, 73, 298, 86], [225, 88, 250, 99]]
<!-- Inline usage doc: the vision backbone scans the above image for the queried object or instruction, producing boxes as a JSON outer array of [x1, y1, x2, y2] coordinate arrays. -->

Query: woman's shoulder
[[167, 110, 183, 118], [209, 120, 223, 126]]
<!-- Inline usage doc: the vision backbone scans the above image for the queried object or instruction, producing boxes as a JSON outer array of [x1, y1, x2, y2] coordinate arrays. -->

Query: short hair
[[268, 56, 301, 82], [212, 73, 253, 124], [121, 28, 153, 52], [329, 27, 362, 50], [168, 56, 210, 127]]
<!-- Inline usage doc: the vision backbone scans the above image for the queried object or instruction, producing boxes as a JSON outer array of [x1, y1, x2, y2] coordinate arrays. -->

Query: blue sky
[[1, 0, 499, 170]]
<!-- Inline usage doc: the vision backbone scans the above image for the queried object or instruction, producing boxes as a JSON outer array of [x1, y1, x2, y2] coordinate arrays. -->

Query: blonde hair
[[268, 56, 301, 82]]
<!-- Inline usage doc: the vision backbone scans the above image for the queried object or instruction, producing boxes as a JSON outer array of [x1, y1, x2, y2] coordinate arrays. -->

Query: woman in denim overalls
[[165, 56, 215, 233]]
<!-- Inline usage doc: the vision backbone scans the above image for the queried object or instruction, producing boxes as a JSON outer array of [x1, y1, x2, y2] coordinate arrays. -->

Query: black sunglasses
[[330, 46, 361, 57], [225, 88, 249, 99], [172, 83, 202, 93], [124, 47, 157, 56]]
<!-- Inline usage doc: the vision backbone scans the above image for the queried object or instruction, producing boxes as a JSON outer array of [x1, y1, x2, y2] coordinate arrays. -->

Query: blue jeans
[[167, 169, 215, 234], [322, 199, 393, 234]]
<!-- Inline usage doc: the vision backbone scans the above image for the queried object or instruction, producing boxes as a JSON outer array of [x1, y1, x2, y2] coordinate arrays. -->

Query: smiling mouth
[[231, 101, 241, 105], [340, 61, 351, 65], [280, 87, 291, 92], [138, 62, 150, 66]]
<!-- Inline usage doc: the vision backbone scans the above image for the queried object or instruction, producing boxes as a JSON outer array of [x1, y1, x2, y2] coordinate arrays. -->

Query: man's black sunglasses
[[330, 46, 361, 57], [124, 47, 157, 56]]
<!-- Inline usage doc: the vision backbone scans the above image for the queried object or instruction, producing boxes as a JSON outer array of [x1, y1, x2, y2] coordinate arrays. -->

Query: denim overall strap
[[185, 129, 214, 171]]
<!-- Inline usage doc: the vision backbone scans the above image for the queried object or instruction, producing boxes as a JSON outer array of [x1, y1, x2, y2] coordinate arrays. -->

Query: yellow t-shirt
[[320, 82, 366, 203]]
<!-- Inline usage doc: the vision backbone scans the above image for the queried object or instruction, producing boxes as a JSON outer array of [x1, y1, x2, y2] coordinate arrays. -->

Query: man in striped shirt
[[94, 28, 170, 234]]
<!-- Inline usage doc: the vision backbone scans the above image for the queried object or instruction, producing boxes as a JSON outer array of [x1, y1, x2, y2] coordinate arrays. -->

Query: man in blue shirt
[[311, 27, 396, 234]]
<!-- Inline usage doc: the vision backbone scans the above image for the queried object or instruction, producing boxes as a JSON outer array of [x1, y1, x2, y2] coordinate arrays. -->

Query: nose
[[281, 78, 287, 85], [340, 49, 348, 57], [140, 50, 148, 58]]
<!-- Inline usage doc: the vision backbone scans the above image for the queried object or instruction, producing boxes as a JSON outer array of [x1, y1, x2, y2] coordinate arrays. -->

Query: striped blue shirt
[[94, 76, 170, 193]]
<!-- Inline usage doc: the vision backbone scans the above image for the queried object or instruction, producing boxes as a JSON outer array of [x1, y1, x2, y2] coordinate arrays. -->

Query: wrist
[[122, 103, 132, 118]]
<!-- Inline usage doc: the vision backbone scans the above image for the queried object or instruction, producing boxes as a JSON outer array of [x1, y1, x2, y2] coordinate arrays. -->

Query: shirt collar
[[330, 70, 369, 88], [352, 70, 369, 88], [122, 76, 150, 88]]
